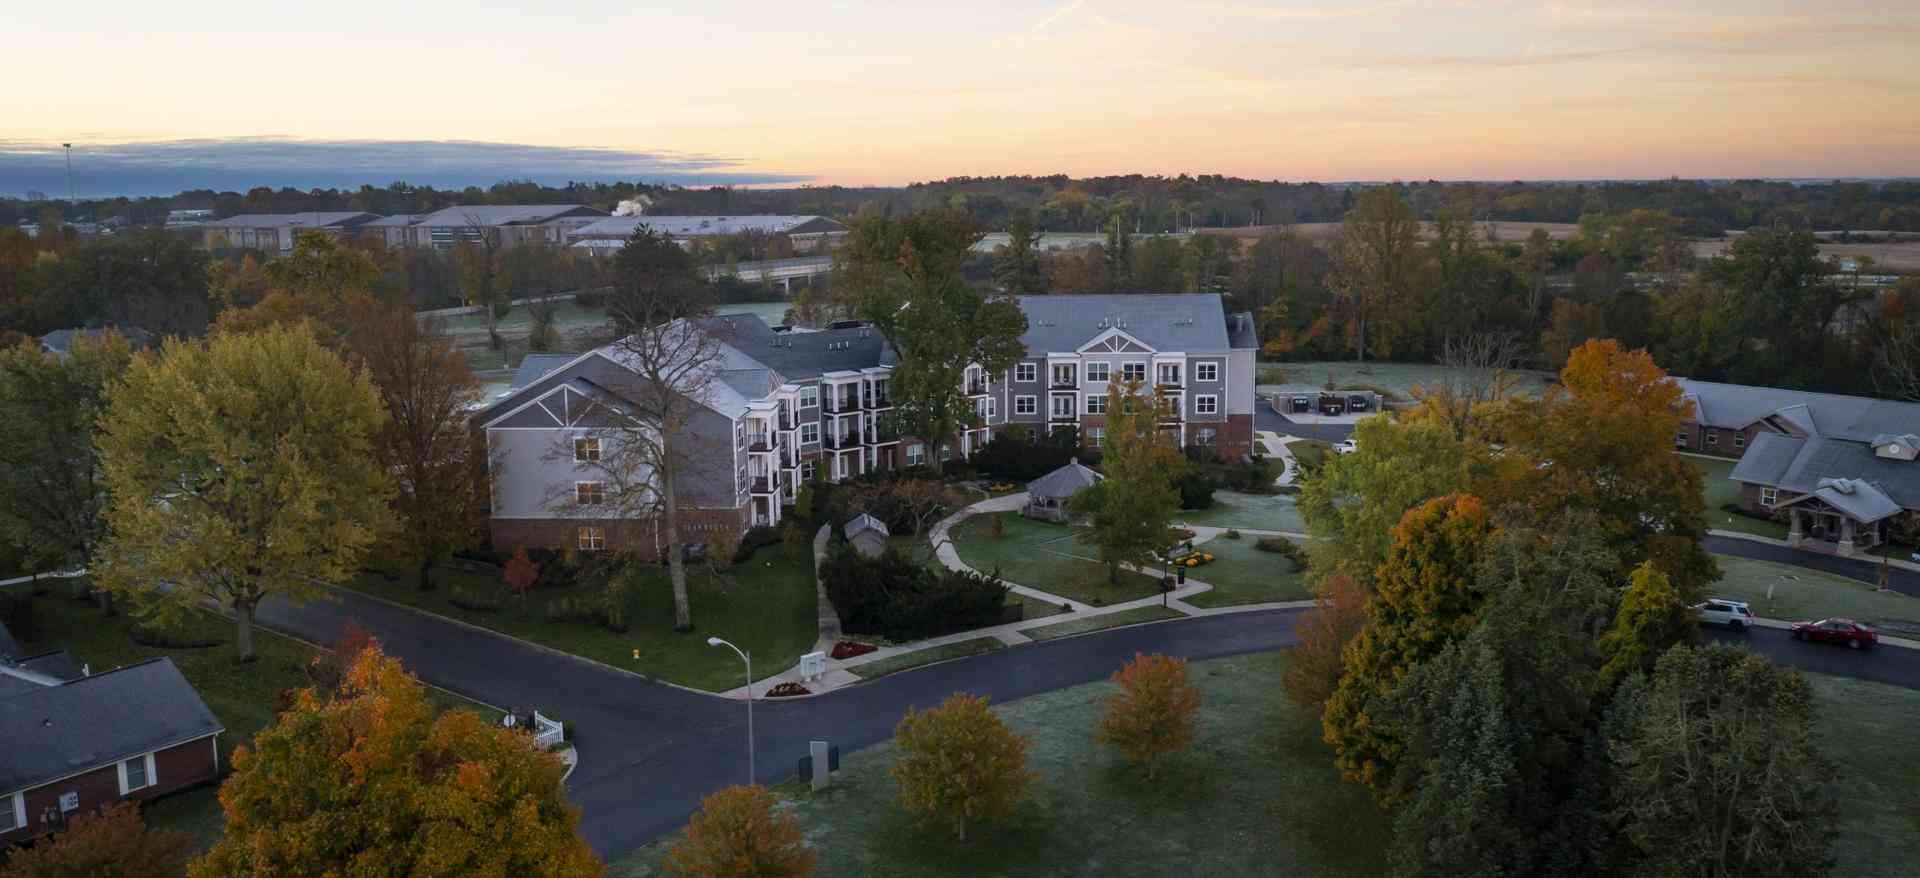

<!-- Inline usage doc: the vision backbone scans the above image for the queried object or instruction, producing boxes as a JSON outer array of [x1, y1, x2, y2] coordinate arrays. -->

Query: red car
[[1790, 618, 1878, 650]]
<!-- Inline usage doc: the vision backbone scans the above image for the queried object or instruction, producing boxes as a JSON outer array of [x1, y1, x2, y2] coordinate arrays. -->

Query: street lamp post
[[62, 144, 74, 204], [707, 636, 754, 785]]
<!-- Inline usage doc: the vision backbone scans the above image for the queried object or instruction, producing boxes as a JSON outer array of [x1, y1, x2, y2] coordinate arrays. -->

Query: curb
[[1750, 616, 1920, 651]]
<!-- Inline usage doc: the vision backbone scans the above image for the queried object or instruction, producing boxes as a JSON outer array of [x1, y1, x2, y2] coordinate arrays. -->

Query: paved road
[[1706, 535, 1920, 599]]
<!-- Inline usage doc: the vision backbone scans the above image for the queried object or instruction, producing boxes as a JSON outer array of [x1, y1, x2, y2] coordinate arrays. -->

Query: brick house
[[0, 657, 223, 844], [479, 293, 1256, 556], [1675, 378, 1920, 557]]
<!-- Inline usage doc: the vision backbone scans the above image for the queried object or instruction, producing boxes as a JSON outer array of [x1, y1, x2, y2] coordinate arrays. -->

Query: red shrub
[[765, 682, 811, 698], [831, 641, 878, 660]]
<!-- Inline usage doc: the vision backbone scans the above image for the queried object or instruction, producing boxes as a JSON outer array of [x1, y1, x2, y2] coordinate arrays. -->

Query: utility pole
[[62, 143, 74, 204]]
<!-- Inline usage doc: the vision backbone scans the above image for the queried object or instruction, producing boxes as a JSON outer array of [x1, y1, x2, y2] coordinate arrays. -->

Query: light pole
[[61, 144, 74, 204], [708, 636, 754, 785]]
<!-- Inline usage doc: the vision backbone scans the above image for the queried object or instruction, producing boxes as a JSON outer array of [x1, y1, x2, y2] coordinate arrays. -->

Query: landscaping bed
[[1021, 605, 1185, 641], [354, 548, 818, 692], [947, 514, 1165, 606], [845, 637, 1007, 680]]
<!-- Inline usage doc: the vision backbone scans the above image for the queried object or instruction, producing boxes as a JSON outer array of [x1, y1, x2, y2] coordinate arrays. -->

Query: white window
[[1196, 362, 1219, 382], [1086, 361, 1110, 382], [984, 397, 998, 419], [1051, 363, 1077, 386], [1157, 363, 1182, 385], [577, 526, 606, 551], [1734, 432, 1746, 449], [800, 422, 820, 444], [118, 753, 156, 795], [734, 422, 746, 448], [1761, 487, 1777, 507], [1086, 394, 1108, 414], [1122, 362, 1147, 383], [573, 437, 600, 463], [1014, 395, 1037, 416], [1675, 430, 1687, 447], [1015, 362, 1037, 383], [1197, 428, 1217, 446], [1051, 395, 1076, 418], [1196, 395, 1218, 415], [575, 482, 605, 506], [1086, 427, 1106, 446], [2, 792, 22, 832], [906, 444, 925, 466], [800, 460, 815, 481], [799, 385, 819, 408]]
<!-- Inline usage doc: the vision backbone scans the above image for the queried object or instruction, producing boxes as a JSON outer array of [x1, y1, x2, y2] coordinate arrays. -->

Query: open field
[[1174, 490, 1307, 533], [948, 514, 1166, 606], [353, 549, 818, 692], [1204, 220, 1582, 245], [1693, 232, 1920, 273], [611, 652, 1918, 878], [1256, 359, 1557, 400]]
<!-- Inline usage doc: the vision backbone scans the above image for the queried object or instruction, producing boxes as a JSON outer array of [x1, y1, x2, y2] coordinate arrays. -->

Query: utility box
[[799, 651, 827, 681], [799, 741, 841, 790]]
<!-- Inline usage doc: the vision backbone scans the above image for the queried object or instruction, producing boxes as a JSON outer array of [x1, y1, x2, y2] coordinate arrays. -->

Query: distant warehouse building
[[569, 215, 848, 253], [202, 212, 381, 254], [384, 204, 607, 250]]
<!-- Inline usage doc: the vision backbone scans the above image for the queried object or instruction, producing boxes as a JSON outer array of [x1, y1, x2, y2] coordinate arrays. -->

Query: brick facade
[[3, 736, 218, 845]]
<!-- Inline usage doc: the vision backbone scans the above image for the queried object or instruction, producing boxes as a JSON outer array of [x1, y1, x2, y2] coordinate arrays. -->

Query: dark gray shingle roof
[[1015, 294, 1233, 353], [1732, 432, 1920, 511], [844, 514, 890, 540], [1028, 458, 1103, 500], [0, 658, 223, 795], [510, 354, 577, 389], [1676, 378, 1920, 442]]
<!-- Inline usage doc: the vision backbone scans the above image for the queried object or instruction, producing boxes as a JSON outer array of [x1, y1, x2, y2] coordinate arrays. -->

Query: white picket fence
[[533, 711, 565, 750]]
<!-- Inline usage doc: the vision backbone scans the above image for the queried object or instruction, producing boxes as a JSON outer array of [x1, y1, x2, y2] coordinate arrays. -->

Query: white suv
[[1695, 599, 1754, 632]]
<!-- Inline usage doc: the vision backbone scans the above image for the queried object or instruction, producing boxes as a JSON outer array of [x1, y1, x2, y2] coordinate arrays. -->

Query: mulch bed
[[831, 641, 878, 660], [765, 682, 811, 698]]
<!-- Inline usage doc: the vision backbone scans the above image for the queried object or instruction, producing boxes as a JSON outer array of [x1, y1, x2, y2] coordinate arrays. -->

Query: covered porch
[[1781, 478, 1898, 558]]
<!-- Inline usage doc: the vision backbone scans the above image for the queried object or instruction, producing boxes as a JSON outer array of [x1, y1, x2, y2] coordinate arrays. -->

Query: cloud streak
[[0, 138, 813, 198]]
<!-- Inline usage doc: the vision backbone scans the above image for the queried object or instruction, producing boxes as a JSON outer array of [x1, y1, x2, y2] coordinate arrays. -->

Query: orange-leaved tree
[[0, 802, 191, 878], [1097, 652, 1202, 778], [191, 645, 602, 877], [1280, 573, 1371, 711], [504, 548, 539, 599], [664, 785, 816, 878], [1486, 338, 1717, 599], [1322, 493, 1494, 802], [890, 693, 1035, 842]]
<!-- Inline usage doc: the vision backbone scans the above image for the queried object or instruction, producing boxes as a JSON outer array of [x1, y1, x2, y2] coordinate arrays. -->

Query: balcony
[[825, 433, 857, 450], [824, 395, 860, 414], [1049, 409, 1078, 422], [779, 411, 798, 431], [864, 393, 893, 409], [866, 427, 900, 445], [751, 474, 780, 495], [747, 433, 778, 453], [965, 382, 988, 396]]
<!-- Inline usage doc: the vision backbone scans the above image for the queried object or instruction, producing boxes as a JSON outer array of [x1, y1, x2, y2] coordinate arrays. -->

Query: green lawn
[[1181, 537, 1312, 608], [948, 514, 1165, 606], [353, 548, 818, 692], [1287, 440, 1330, 476], [1022, 605, 1186, 641], [14, 584, 495, 852], [1806, 672, 1920, 875], [1708, 554, 1920, 628], [1174, 490, 1306, 533], [608, 652, 1390, 878], [1685, 454, 1790, 539], [846, 637, 1006, 679], [890, 532, 1067, 624]]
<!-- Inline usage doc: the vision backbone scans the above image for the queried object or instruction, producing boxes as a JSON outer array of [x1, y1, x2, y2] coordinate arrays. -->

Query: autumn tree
[[991, 210, 1046, 293], [1069, 380, 1185, 585], [890, 693, 1035, 842], [0, 802, 192, 878], [1097, 652, 1201, 778], [94, 325, 394, 661], [833, 210, 1028, 474], [664, 785, 816, 878], [192, 646, 602, 876], [1279, 573, 1370, 711], [1296, 416, 1480, 587], [1488, 339, 1717, 598], [504, 548, 539, 600], [1597, 561, 1695, 688], [343, 298, 484, 589], [212, 231, 381, 342], [0, 331, 133, 579], [1330, 187, 1425, 361], [1605, 645, 1837, 877], [452, 219, 507, 350], [1322, 493, 1494, 800]]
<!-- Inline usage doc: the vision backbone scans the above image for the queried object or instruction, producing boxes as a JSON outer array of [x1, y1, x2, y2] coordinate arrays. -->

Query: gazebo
[[1023, 458, 1103, 523], [844, 513, 891, 558]]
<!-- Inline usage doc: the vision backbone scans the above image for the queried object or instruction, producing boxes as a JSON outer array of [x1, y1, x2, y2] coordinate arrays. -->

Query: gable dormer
[[1076, 326, 1156, 354], [1873, 433, 1920, 461]]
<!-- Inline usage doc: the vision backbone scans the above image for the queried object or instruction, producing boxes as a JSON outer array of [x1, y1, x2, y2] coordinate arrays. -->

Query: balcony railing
[[825, 395, 860, 413], [965, 382, 988, 396], [864, 393, 892, 409], [751, 473, 780, 494], [866, 428, 900, 444], [825, 433, 857, 450], [747, 433, 778, 453], [779, 411, 798, 430], [1049, 410, 1078, 422]]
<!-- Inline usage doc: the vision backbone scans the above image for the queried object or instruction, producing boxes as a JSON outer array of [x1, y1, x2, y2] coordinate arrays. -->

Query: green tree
[[1296, 416, 1479, 587], [1322, 493, 1494, 800], [0, 331, 133, 577], [1597, 561, 1695, 688], [1330, 187, 1425, 361], [890, 693, 1035, 842], [833, 210, 1027, 473], [1606, 645, 1837, 878], [191, 646, 602, 876], [451, 219, 507, 350], [94, 325, 394, 661], [1102, 208, 1133, 292], [991, 210, 1045, 293], [1070, 380, 1185, 585]]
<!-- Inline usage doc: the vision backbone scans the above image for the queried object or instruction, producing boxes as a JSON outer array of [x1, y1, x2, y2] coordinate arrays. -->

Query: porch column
[[1787, 508, 1805, 546], [1837, 518, 1856, 557]]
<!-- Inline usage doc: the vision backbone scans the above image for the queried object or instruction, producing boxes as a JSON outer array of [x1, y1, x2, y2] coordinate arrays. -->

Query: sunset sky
[[3, 0, 1917, 194]]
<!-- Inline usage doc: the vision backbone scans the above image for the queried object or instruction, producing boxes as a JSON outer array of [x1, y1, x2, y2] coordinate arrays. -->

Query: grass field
[[1685, 454, 1790, 539], [846, 637, 1006, 680], [1181, 536, 1312, 608], [354, 548, 818, 692], [15, 584, 495, 852], [948, 514, 1165, 606], [607, 651, 1918, 878], [1707, 554, 1920, 629], [1022, 605, 1185, 641], [1174, 490, 1306, 533], [1256, 359, 1557, 400]]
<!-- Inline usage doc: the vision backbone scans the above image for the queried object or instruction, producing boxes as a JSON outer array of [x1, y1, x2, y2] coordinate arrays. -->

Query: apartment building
[[479, 293, 1255, 555]]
